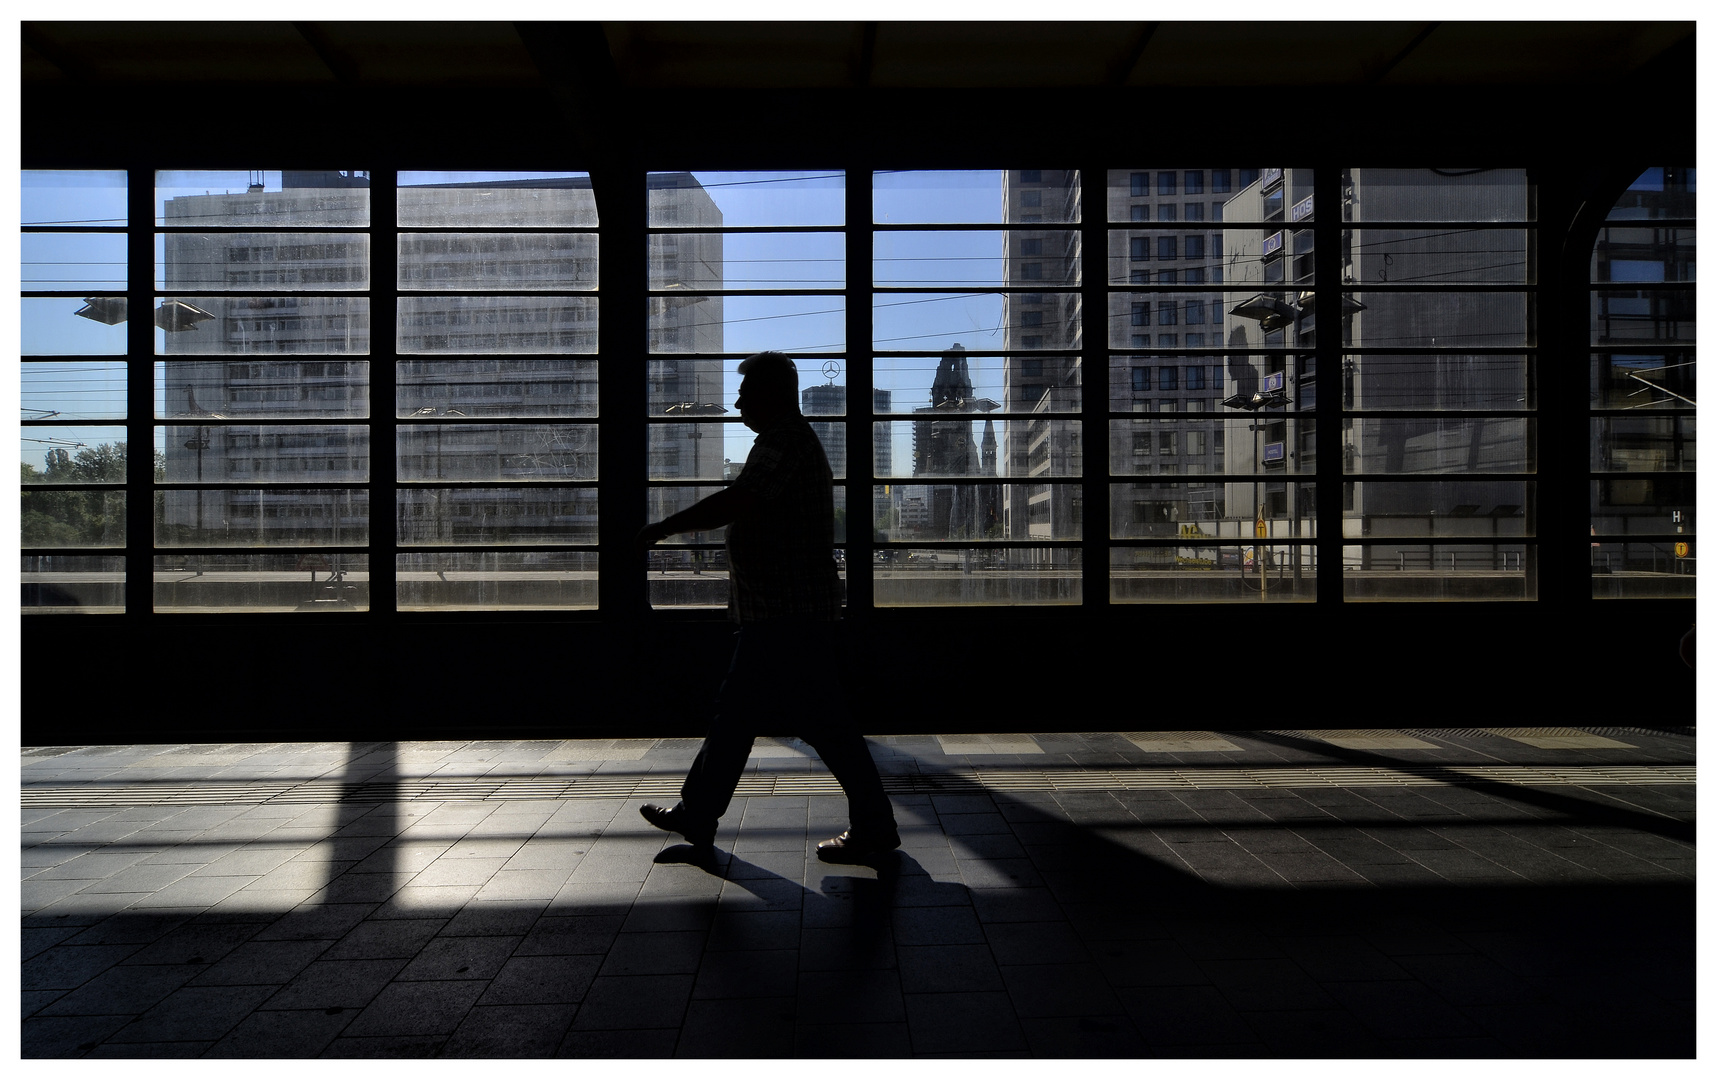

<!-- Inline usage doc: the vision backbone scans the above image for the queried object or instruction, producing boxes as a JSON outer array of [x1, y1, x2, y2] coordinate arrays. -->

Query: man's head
[[735, 351, 801, 431]]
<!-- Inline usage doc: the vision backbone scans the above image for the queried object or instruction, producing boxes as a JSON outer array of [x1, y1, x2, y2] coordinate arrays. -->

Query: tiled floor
[[21, 728, 1696, 1058]]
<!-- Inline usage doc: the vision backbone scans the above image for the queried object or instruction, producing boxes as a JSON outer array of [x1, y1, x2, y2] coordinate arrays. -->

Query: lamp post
[[1220, 387, 1290, 600]]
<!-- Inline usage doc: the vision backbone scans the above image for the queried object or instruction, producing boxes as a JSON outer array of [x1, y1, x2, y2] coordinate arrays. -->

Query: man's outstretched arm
[[636, 485, 762, 547]]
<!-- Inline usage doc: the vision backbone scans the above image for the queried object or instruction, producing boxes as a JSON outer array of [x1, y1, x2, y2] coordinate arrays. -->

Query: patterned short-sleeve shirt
[[725, 417, 842, 623]]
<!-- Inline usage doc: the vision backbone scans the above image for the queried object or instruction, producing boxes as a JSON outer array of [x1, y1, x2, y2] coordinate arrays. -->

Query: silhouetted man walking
[[636, 351, 899, 862]]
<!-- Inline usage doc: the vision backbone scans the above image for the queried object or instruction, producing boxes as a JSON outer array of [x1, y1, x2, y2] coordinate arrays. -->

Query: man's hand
[[636, 522, 670, 549]]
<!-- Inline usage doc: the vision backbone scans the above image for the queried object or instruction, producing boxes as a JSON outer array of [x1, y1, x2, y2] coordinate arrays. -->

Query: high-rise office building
[[158, 171, 723, 553]]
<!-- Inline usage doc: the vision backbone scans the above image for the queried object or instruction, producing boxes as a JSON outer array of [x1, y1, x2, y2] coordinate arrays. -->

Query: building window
[[1213, 169, 1232, 193], [1158, 236, 1176, 260], [1158, 172, 1176, 196], [1157, 269, 1177, 286], [1130, 236, 1149, 261], [1129, 269, 1148, 284], [1158, 300, 1177, 325], [1187, 366, 1205, 390], [1158, 366, 1177, 391], [1131, 367, 1149, 392], [1211, 202, 1223, 222], [1021, 238, 1043, 256], [1158, 203, 1176, 223], [1185, 235, 1205, 260], [1185, 268, 1205, 285], [1131, 302, 1149, 327], [1130, 205, 1148, 222], [1185, 300, 1204, 324], [1185, 202, 1203, 222], [1021, 190, 1042, 208], [1130, 172, 1148, 197], [1020, 169, 1042, 183], [1185, 171, 1204, 194]]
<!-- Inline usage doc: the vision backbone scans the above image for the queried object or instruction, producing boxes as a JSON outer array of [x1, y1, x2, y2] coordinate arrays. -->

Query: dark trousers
[[679, 620, 896, 836]]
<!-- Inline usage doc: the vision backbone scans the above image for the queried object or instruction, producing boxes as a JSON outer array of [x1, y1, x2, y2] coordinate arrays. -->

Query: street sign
[[1263, 441, 1285, 463], [1675, 542, 1689, 558], [1255, 516, 1267, 538], [1263, 370, 1285, 393]]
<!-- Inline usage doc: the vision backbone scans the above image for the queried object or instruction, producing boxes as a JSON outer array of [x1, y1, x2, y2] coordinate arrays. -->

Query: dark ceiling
[[20, 21, 1697, 90]]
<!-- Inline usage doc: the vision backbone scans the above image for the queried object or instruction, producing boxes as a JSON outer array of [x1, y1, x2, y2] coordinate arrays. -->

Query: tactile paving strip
[[20, 763, 1696, 807]]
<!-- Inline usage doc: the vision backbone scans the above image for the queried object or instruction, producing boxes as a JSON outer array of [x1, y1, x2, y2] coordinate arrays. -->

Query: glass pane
[[1591, 417, 1695, 472], [874, 292, 1080, 353], [1108, 292, 1232, 349], [874, 230, 1080, 288], [1105, 168, 1255, 223], [874, 484, 1078, 542], [155, 170, 371, 227], [155, 296, 370, 354], [398, 233, 597, 291], [157, 360, 370, 419], [157, 233, 370, 290], [1591, 352, 1695, 410], [1107, 232, 1264, 285], [22, 297, 128, 355], [155, 425, 369, 483], [397, 487, 597, 546], [1345, 418, 1532, 474], [399, 358, 599, 418], [22, 361, 128, 421], [1591, 543, 1695, 597], [21, 490, 125, 547], [1108, 420, 1227, 475], [398, 551, 598, 611], [1349, 229, 1531, 285], [398, 296, 596, 354], [20, 427, 130, 483], [649, 294, 842, 355], [397, 171, 596, 227], [1343, 482, 1533, 536], [23, 233, 127, 289], [874, 546, 1080, 606], [1605, 167, 1695, 221], [1113, 544, 1317, 603], [875, 354, 1081, 412], [156, 489, 369, 547], [1344, 168, 1531, 222], [154, 554, 370, 612], [1344, 292, 1531, 348], [646, 485, 733, 544], [1346, 354, 1529, 411], [873, 420, 1079, 479], [1110, 481, 1314, 539], [645, 357, 737, 417], [1591, 289, 1695, 344], [649, 231, 841, 291], [648, 422, 749, 482], [23, 170, 127, 226], [1590, 227, 1694, 283], [398, 424, 598, 482], [649, 171, 843, 229], [1344, 544, 1531, 600], [874, 171, 1079, 224], [22, 555, 124, 613], [1592, 476, 1695, 534]]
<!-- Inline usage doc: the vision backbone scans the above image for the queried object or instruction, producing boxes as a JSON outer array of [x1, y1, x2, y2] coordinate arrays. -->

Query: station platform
[[21, 727, 1697, 1059]]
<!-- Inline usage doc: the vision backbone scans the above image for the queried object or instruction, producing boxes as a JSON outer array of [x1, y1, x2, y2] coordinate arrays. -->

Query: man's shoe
[[816, 829, 901, 863], [639, 803, 715, 847]]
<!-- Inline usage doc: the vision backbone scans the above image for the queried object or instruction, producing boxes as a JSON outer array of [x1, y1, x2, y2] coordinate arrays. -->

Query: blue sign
[[1260, 168, 1283, 189], [1261, 231, 1283, 257], [1263, 441, 1285, 464], [1263, 371, 1285, 393], [1290, 195, 1314, 222]]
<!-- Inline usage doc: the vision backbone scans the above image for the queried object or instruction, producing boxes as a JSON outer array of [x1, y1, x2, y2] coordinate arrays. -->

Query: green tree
[[19, 441, 129, 547]]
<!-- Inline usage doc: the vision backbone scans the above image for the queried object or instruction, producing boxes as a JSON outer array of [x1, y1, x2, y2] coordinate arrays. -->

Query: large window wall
[[18, 165, 1691, 615]]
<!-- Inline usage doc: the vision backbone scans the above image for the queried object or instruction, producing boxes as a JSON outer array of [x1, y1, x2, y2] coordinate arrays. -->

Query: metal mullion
[[1311, 166, 1344, 603], [369, 170, 399, 621], [126, 164, 155, 620]]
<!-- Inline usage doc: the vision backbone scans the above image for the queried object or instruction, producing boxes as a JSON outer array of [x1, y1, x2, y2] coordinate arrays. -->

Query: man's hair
[[737, 350, 800, 407]]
